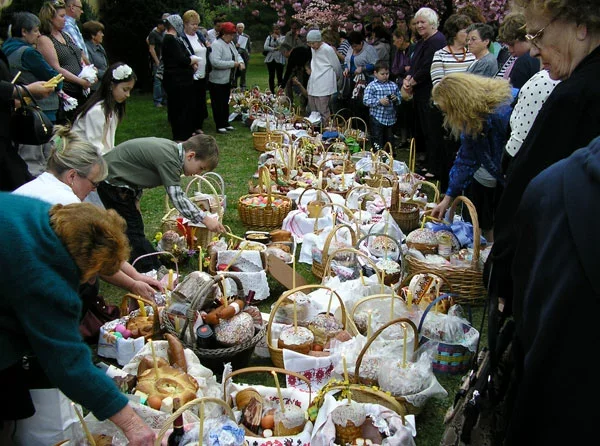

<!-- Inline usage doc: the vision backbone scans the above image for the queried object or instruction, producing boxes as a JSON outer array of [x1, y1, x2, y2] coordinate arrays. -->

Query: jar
[[438, 233, 452, 258]]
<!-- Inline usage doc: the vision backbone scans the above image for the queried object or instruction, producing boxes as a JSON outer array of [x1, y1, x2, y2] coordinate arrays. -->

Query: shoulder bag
[[10, 85, 53, 145]]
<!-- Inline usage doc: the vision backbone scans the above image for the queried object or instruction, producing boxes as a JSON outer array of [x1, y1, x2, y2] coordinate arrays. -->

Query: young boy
[[362, 61, 402, 152], [97, 134, 225, 272]]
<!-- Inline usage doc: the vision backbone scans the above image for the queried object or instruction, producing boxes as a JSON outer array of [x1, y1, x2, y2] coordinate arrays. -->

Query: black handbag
[[10, 84, 54, 145]]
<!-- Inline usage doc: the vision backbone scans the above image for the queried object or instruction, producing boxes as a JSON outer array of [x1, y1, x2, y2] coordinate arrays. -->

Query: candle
[[407, 290, 413, 310], [198, 245, 203, 271], [174, 316, 180, 333], [137, 299, 147, 318], [390, 294, 395, 320], [199, 400, 205, 444], [149, 339, 159, 376], [292, 252, 296, 290], [367, 310, 372, 339], [72, 403, 95, 446], [402, 323, 408, 368], [326, 291, 333, 316], [318, 171, 323, 190], [293, 297, 297, 330], [359, 270, 365, 286], [342, 354, 349, 383], [271, 371, 286, 412], [168, 269, 174, 290]]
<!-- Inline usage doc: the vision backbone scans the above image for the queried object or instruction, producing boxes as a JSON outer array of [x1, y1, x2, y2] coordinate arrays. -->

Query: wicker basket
[[322, 246, 385, 291], [238, 171, 292, 231], [154, 397, 235, 446], [404, 196, 487, 304], [184, 174, 224, 248], [417, 294, 476, 375], [223, 366, 312, 439], [311, 223, 358, 280], [267, 284, 352, 369], [356, 233, 402, 286], [162, 273, 264, 375], [253, 130, 285, 152], [355, 318, 424, 415], [350, 293, 406, 338], [160, 202, 181, 234]]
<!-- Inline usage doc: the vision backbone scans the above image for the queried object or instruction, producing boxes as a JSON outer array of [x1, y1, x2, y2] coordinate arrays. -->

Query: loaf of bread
[[165, 333, 187, 371], [135, 365, 199, 405], [269, 229, 292, 242]]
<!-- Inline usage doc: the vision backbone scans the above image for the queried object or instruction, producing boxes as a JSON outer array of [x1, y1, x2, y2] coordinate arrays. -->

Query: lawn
[[98, 55, 485, 445]]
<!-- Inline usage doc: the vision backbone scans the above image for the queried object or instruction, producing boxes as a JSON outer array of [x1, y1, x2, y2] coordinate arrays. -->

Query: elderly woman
[[430, 14, 475, 86], [430, 73, 516, 241], [37, 0, 94, 122], [182, 10, 210, 136], [484, 0, 600, 441], [263, 24, 285, 93], [402, 7, 447, 183], [0, 194, 155, 446], [82, 20, 108, 90], [466, 23, 498, 77], [209, 21, 244, 134], [162, 14, 198, 141], [495, 12, 540, 88]]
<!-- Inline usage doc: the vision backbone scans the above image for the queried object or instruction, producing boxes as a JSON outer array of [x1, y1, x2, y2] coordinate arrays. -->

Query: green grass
[[98, 55, 486, 445]]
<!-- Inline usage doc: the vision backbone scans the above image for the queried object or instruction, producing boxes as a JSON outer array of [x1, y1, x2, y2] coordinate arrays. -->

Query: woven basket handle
[[154, 397, 235, 445], [184, 174, 223, 216], [297, 186, 333, 210], [119, 293, 161, 340], [266, 284, 348, 352], [321, 223, 358, 266], [317, 203, 360, 236], [408, 138, 416, 173], [345, 185, 385, 212], [350, 293, 404, 321], [201, 172, 226, 195], [132, 251, 179, 279], [447, 195, 481, 265], [354, 318, 419, 383], [223, 366, 313, 406], [416, 293, 456, 334], [318, 382, 405, 417], [410, 180, 440, 205]]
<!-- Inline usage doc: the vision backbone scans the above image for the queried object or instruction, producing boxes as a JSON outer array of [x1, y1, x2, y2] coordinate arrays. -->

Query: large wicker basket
[[267, 284, 351, 369], [162, 273, 264, 375], [253, 130, 285, 152], [404, 196, 487, 304], [238, 171, 292, 231]]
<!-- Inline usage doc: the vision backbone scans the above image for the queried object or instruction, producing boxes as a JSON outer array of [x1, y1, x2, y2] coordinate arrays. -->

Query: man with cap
[[306, 29, 342, 126], [208, 21, 245, 134], [147, 14, 169, 107]]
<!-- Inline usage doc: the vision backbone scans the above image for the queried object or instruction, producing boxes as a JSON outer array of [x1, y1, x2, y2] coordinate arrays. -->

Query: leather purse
[[10, 84, 54, 145]]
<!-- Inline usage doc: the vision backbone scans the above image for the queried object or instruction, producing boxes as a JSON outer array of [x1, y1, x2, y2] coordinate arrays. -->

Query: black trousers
[[208, 81, 232, 129], [191, 78, 208, 131], [97, 182, 161, 272], [163, 79, 195, 141], [414, 94, 446, 178], [266, 61, 284, 93]]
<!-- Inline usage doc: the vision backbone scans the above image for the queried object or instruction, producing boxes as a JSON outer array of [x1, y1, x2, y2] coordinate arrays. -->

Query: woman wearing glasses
[[485, 0, 600, 443]]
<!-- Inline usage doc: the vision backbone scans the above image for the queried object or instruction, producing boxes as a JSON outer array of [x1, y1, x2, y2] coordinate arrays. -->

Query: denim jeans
[[152, 64, 165, 106], [369, 116, 394, 151]]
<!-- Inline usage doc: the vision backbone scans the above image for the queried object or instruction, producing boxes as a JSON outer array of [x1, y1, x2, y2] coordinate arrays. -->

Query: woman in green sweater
[[0, 193, 154, 445]]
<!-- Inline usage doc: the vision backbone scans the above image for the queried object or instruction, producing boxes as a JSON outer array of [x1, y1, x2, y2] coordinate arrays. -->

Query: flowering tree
[[454, 0, 511, 23]]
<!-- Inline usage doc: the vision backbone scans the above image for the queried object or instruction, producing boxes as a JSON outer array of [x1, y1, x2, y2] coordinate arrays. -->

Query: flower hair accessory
[[112, 64, 133, 81]]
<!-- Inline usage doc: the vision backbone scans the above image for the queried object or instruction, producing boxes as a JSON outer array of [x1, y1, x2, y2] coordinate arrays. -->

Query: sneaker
[[154, 103, 163, 108], [425, 172, 436, 178], [217, 128, 228, 134], [225, 126, 235, 131]]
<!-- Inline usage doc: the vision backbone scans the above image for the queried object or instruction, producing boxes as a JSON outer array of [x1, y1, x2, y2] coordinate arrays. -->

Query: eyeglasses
[[78, 173, 100, 188], [72, 3, 83, 10], [525, 18, 555, 48]]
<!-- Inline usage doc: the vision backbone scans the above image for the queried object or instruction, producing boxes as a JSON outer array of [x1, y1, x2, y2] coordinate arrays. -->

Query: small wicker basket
[[238, 171, 292, 231], [311, 223, 358, 280]]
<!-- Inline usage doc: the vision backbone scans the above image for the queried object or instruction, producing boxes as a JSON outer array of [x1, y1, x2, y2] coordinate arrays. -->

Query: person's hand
[[239, 62, 246, 71], [23, 81, 54, 98], [431, 195, 452, 220], [129, 280, 160, 300], [380, 97, 390, 106], [80, 78, 92, 89], [110, 405, 155, 446], [202, 216, 225, 233], [234, 61, 240, 69], [138, 275, 164, 293], [343, 68, 349, 77]]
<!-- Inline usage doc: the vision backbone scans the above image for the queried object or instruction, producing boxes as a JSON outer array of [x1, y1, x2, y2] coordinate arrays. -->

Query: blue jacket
[[0, 193, 128, 420], [445, 89, 517, 197]]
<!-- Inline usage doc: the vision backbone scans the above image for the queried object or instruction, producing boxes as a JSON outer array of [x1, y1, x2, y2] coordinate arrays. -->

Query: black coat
[[487, 45, 600, 310], [505, 136, 600, 444]]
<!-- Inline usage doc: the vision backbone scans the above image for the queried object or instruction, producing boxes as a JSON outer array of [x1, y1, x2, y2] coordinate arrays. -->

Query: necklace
[[447, 45, 467, 62]]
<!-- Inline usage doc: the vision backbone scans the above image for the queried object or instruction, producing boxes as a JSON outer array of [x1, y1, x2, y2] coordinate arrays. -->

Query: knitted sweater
[[0, 193, 128, 420]]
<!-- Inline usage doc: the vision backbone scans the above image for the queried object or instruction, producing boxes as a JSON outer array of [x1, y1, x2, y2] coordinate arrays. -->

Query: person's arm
[[166, 185, 225, 232], [99, 263, 163, 300], [37, 35, 90, 89], [362, 83, 382, 107], [411, 37, 444, 86], [430, 50, 444, 86], [148, 44, 160, 67], [72, 104, 105, 154], [109, 405, 155, 445], [21, 48, 63, 90]]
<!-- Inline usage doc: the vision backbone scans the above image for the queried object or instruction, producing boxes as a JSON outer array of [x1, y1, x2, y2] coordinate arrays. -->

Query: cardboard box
[[267, 254, 307, 290]]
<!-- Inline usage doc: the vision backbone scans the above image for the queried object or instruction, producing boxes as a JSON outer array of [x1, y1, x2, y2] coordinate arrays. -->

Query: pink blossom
[[251, 9, 259, 16]]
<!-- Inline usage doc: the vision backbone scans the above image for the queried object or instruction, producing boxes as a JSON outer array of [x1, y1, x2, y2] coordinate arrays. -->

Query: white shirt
[[186, 33, 208, 79], [13, 172, 80, 205], [307, 42, 342, 97], [505, 70, 560, 157], [72, 101, 118, 155], [207, 28, 218, 44]]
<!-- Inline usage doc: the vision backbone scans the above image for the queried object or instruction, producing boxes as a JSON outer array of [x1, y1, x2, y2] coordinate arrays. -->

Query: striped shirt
[[430, 46, 476, 86]]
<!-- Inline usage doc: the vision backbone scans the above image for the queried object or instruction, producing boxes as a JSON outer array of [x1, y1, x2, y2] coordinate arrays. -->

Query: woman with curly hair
[[430, 72, 517, 241]]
